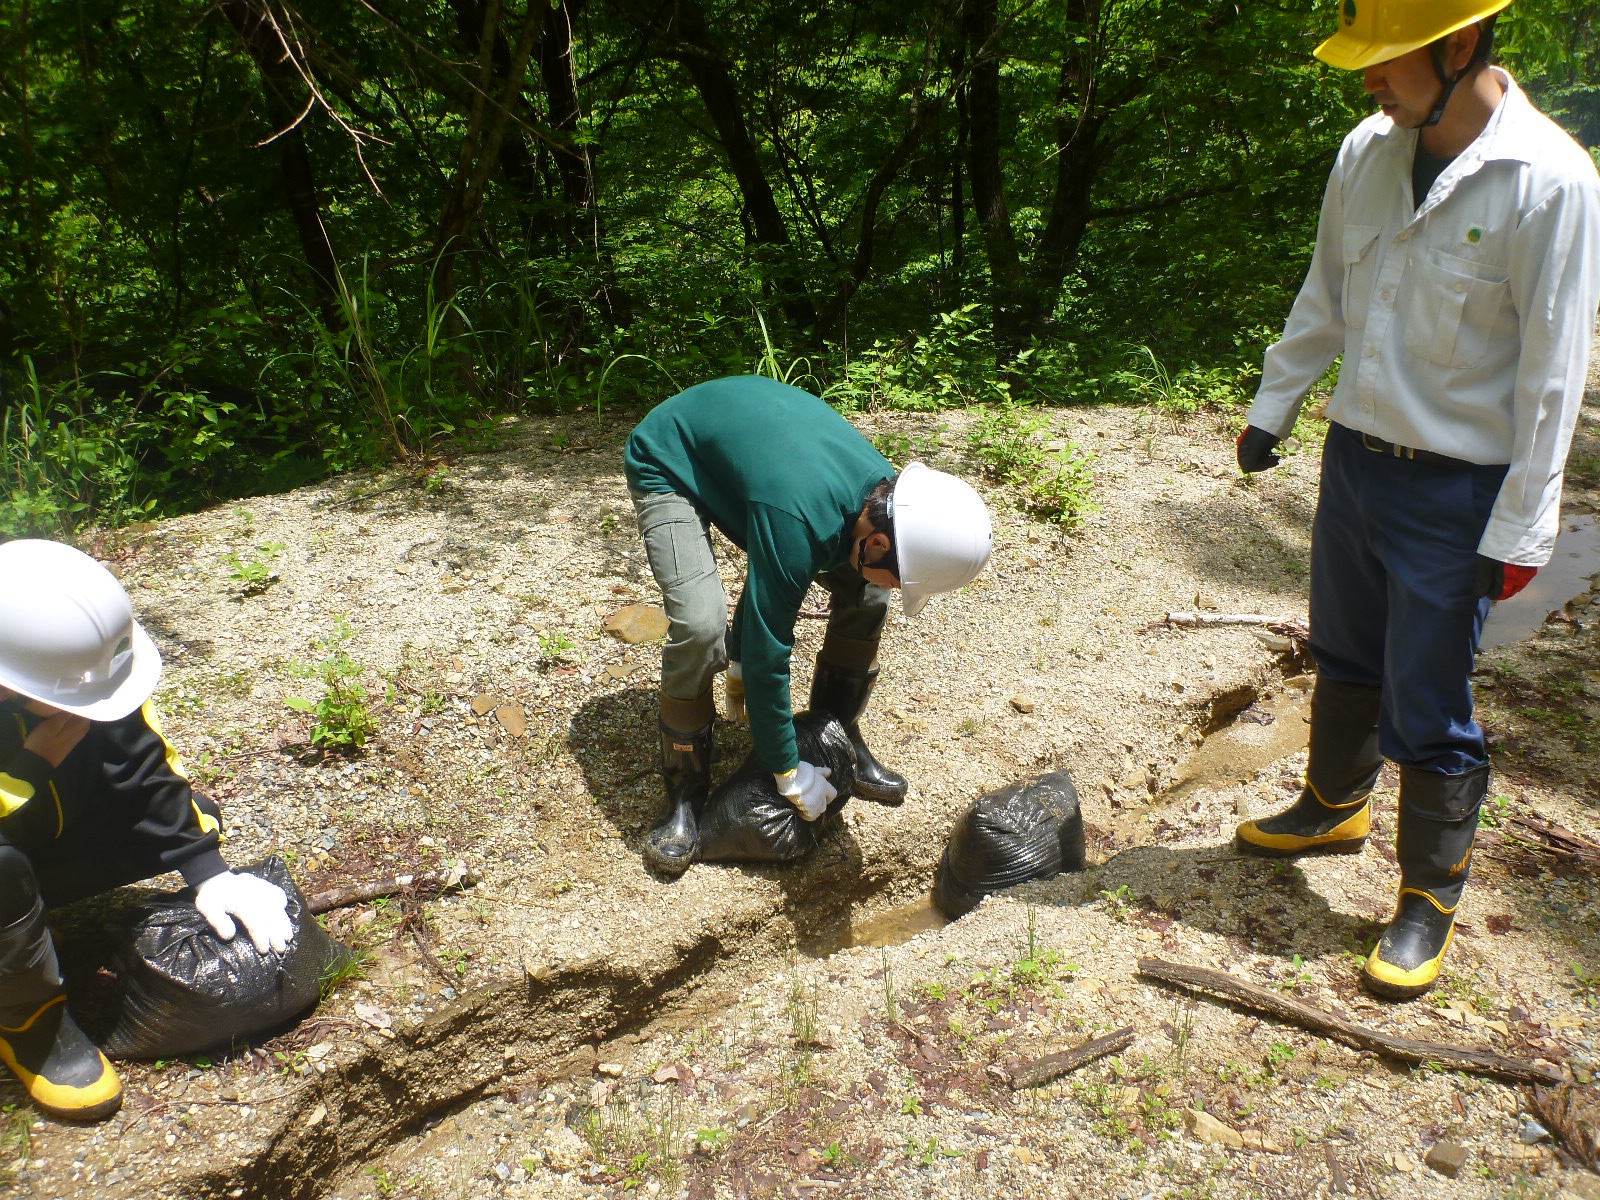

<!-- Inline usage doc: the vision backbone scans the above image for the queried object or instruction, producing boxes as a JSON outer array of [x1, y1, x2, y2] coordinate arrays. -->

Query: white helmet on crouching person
[[0, 539, 162, 721], [890, 463, 994, 617]]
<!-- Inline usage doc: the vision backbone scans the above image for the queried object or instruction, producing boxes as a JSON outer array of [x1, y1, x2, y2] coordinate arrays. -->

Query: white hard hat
[[0, 539, 161, 720], [891, 463, 993, 617]]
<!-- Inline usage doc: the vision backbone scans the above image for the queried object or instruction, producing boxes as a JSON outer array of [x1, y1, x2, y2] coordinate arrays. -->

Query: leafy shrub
[[966, 404, 1097, 529]]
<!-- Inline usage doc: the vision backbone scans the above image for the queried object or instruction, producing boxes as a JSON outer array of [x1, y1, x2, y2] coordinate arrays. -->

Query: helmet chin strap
[[1422, 41, 1462, 128]]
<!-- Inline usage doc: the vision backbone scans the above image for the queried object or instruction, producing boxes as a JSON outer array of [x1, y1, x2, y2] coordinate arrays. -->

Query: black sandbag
[[100, 857, 353, 1060], [933, 770, 1085, 918], [697, 712, 857, 864]]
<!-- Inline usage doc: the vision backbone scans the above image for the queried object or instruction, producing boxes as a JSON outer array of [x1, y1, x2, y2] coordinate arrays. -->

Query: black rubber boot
[[1364, 764, 1488, 1000], [643, 720, 713, 877], [1237, 677, 1383, 857], [0, 898, 123, 1121], [809, 660, 907, 805]]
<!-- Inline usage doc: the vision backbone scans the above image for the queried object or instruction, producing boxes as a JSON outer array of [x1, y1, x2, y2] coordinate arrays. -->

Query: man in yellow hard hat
[[1233, 0, 1600, 998]]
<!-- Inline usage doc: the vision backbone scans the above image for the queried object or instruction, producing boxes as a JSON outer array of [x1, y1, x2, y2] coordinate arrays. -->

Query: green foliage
[[0, 1104, 29, 1189], [1, 0, 1593, 535], [903, 1135, 962, 1167], [285, 618, 376, 750], [967, 404, 1097, 529], [223, 541, 285, 595], [0, 358, 148, 537], [578, 1086, 686, 1188], [1109, 343, 1258, 418]]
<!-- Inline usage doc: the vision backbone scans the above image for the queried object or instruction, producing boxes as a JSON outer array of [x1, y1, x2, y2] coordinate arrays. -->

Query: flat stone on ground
[[602, 603, 669, 644]]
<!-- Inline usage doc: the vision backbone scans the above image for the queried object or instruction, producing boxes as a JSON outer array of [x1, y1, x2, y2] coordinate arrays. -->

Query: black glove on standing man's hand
[[1236, 426, 1282, 473]]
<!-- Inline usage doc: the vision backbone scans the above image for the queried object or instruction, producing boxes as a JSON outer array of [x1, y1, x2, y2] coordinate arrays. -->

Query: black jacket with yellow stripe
[[0, 697, 225, 889]]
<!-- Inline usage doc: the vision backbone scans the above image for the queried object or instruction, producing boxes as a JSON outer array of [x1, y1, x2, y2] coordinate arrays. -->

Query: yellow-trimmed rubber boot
[[0, 996, 123, 1121], [1363, 764, 1487, 1001], [1238, 676, 1382, 858], [1237, 790, 1371, 857]]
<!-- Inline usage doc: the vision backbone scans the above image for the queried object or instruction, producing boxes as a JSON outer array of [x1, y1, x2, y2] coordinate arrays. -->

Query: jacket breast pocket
[[1400, 250, 1511, 369], [1340, 225, 1382, 330]]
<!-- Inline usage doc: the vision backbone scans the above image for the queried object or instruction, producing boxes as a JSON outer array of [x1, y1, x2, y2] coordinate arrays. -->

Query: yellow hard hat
[[1313, 0, 1510, 71]]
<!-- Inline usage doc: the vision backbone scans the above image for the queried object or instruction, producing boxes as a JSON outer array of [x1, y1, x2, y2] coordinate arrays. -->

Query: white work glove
[[724, 662, 747, 723], [194, 871, 294, 955], [774, 761, 837, 822]]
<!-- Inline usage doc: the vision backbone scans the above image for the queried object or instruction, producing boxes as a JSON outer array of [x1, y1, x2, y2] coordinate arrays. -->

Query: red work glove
[[1475, 556, 1538, 601], [1497, 564, 1538, 600]]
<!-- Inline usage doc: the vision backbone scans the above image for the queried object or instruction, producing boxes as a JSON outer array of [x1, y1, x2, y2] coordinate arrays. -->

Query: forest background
[[1, 0, 1596, 536]]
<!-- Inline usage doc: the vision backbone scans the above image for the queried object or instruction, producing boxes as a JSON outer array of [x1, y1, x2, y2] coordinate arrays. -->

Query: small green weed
[[903, 1135, 961, 1167], [1479, 794, 1513, 828], [578, 1085, 687, 1188], [1011, 906, 1063, 988], [538, 631, 577, 663], [1569, 962, 1600, 1008], [871, 426, 946, 464], [319, 948, 371, 1001], [285, 617, 377, 750], [694, 1127, 729, 1155], [222, 540, 285, 595], [0, 1104, 30, 1188], [1099, 884, 1134, 922], [1274, 954, 1313, 993]]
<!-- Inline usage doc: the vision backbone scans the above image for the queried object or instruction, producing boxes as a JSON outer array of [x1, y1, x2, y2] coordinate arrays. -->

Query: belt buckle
[[1362, 432, 1413, 459]]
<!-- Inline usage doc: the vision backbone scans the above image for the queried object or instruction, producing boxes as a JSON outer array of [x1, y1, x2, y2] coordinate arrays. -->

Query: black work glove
[[1474, 555, 1538, 602], [1236, 425, 1282, 473]]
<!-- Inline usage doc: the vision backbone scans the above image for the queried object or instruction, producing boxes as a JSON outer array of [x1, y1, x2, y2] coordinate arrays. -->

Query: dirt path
[[8, 376, 1600, 1200]]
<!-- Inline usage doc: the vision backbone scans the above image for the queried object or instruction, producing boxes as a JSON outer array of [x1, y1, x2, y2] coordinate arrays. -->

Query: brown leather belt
[[1360, 431, 1472, 468]]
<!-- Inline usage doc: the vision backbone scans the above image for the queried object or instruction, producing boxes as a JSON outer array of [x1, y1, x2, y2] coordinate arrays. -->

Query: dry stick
[[1005, 1026, 1136, 1090], [304, 868, 479, 915], [1137, 957, 1563, 1087], [1164, 612, 1302, 627]]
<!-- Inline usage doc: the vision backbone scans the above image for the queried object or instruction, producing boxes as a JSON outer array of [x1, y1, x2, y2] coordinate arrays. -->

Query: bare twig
[[1004, 1026, 1135, 1089], [1139, 612, 1305, 631], [305, 865, 477, 914], [1137, 957, 1562, 1086]]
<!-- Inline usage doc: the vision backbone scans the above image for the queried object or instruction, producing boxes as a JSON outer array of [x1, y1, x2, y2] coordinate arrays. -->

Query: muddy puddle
[[1481, 512, 1600, 650], [842, 895, 950, 948]]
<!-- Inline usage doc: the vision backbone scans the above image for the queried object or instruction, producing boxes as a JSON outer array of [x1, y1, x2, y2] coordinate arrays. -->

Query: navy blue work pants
[[1308, 423, 1507, 776]]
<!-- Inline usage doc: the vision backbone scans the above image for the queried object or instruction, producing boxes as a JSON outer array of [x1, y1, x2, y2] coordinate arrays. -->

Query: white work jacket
[[1249, 70, 1600, 566]]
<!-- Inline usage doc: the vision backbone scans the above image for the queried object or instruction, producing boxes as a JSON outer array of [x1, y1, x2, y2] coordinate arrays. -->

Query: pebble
[[1424, 1142, 1468, 1177]]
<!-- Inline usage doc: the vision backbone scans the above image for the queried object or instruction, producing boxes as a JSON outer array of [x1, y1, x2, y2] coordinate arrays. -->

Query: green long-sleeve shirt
[[624, 376, 892, 772]]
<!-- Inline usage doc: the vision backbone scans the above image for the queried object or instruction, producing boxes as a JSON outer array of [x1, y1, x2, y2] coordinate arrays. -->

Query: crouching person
[[624, 375, 993, 876], [0, 540, 292, 1120]]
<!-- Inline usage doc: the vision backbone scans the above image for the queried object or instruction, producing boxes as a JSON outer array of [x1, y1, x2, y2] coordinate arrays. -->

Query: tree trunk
[[432, 0, 546, 302], [961, 0, 1025, 360], [221, 0, 343, 330], [667, 0, 816, 330]]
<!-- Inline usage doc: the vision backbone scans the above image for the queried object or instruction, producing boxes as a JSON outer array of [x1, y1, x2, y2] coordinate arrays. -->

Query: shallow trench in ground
[[143, 667, 1315, 1200]]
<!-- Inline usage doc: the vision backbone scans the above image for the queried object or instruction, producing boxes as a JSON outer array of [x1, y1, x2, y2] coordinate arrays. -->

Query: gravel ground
[[7, 359, 1600, 1200]]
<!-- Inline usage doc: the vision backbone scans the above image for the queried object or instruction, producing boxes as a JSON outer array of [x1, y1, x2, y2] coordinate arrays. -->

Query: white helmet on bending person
[[890, 463, 994, 617], [0, 539, 162, 720]]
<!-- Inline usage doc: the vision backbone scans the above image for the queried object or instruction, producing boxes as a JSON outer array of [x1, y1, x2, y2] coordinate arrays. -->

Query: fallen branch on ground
[[1137, 957, 1562, 1086], [1138, 612, 1311, 648], [1004, 1026, 1136, 1089], [305, 863, 478, 914], [1531, 1083, 1600, 1170], [1504, 812, 1600, 868]]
